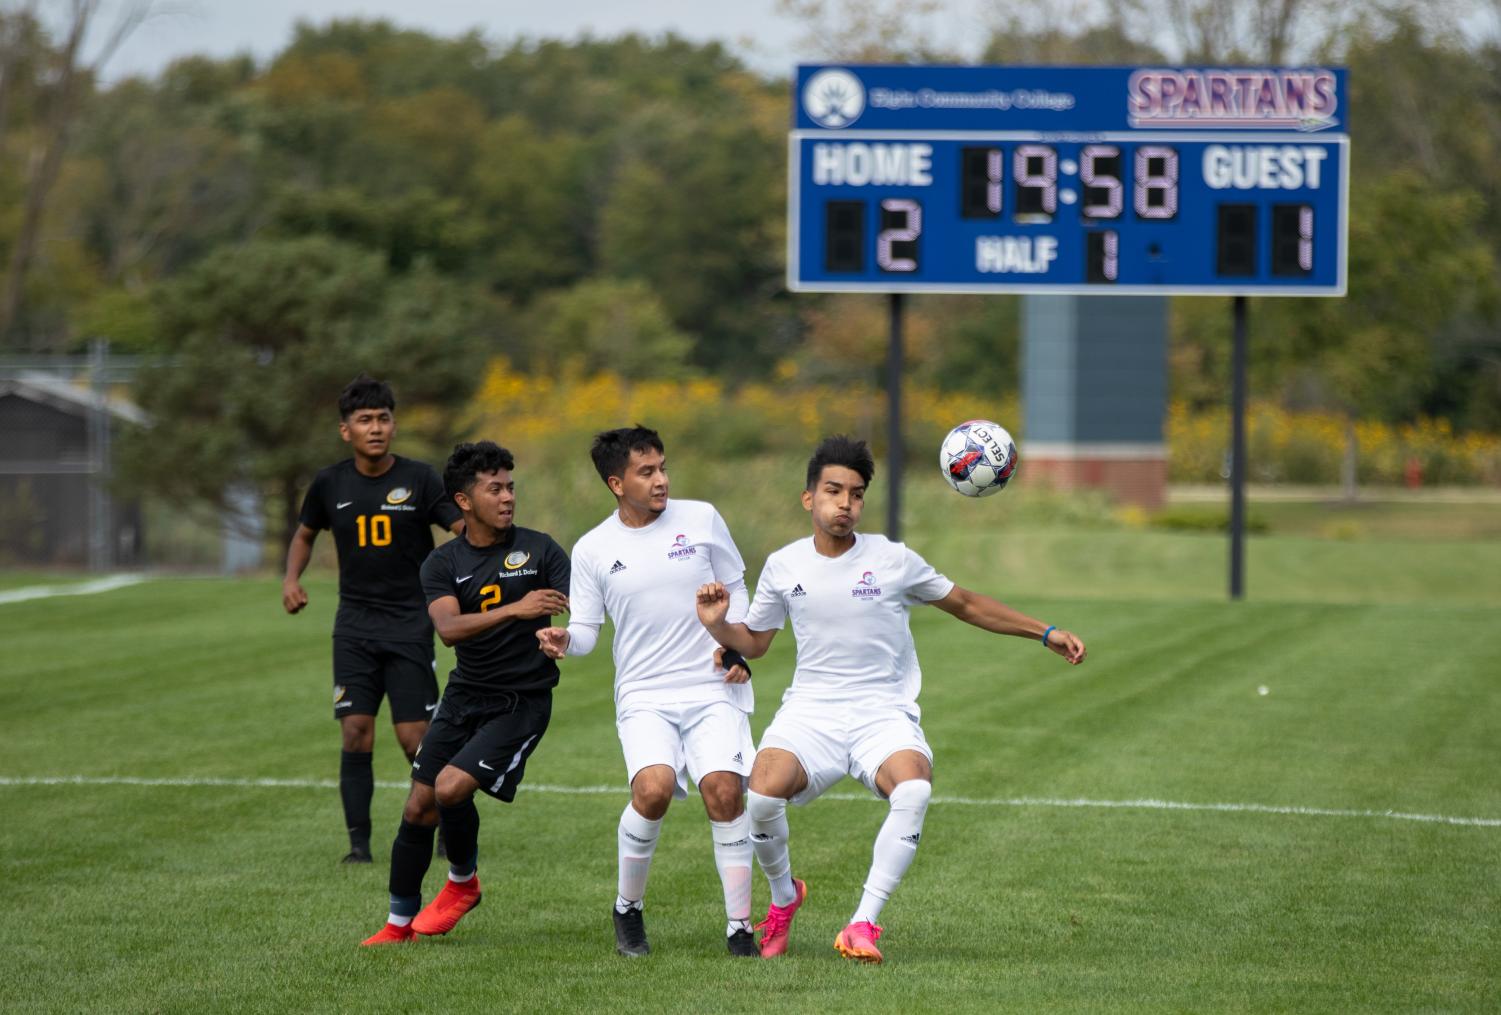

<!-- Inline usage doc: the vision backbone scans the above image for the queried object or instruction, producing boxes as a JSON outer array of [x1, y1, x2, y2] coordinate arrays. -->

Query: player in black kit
[[362, 440, 571, 946], [282, 375, 464, 863]]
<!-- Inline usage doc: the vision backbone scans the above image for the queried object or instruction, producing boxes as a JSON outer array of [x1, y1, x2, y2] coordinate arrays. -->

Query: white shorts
[[758, 699, 932, 805], [617, 699, 755, 800]]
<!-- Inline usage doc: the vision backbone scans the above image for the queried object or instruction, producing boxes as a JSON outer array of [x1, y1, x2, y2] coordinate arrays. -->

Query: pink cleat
[[755, 878, 807, 958], [412, 876, 482, 936], [833, 920, 884, 964], [361, 921, 416, 946]]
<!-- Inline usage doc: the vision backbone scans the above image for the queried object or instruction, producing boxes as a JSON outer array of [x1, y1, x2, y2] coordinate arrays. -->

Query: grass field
[[3, 510, 1500, 1012]]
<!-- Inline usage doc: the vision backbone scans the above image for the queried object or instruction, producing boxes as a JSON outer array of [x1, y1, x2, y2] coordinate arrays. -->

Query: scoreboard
[[789, 64, 1349, 295]]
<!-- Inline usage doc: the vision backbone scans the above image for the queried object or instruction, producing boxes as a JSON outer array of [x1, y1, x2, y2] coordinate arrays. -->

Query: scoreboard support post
[[1229, 296, 1248, 600], [886, 292, 905, 541]]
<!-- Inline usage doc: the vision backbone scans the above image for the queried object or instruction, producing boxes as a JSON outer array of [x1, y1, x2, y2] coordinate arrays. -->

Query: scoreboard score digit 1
[[788, 65, 1349, 296]]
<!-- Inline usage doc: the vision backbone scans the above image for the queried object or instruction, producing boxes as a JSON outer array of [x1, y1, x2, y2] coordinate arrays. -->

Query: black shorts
[[411, 685, 553, 803], [332, 637, 439, 723]]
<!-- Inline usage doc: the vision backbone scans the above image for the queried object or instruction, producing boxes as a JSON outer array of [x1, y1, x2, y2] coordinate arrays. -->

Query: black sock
[[340, 751, 374, 848], [438, 798, 480, 875], [389, 819, 438, 902]]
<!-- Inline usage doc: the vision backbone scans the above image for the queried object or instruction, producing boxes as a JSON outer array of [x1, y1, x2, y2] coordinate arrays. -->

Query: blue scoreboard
[[789, 64, 1349, 295]]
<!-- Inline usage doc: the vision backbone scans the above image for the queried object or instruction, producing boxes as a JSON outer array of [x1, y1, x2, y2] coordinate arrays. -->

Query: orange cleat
[[412, 876, 482, 936], [833, 920, 884, 964], [755, 878, 807, 958], [361, 921, 416, 946]]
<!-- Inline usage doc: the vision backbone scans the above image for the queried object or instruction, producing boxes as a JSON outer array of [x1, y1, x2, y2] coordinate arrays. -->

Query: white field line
[[0, 574, 146, 605], [2, 775, 1497, 829]]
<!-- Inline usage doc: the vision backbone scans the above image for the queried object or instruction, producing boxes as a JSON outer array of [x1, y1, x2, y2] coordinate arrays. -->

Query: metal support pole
[[88, 338, 112, 572], [886, 292, 905, 541], [1229, 296, 1248, 600]]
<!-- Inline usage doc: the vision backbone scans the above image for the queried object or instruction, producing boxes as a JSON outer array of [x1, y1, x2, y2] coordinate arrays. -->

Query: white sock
[[616, 803, 662, 909], [747, 790, 796, 907], [387, 914, 413, 927], [710, 813, 753, 923], [852, 779, 931, 925], [448, 869, 475, 884]]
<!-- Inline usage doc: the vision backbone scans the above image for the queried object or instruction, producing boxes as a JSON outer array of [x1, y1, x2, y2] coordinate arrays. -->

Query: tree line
[[1, 2, 1498, 532]]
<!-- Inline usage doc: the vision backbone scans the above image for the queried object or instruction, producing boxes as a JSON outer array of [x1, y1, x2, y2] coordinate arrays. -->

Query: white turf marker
[[0, 574, 146, 605], [2, 775, 1497, 829]]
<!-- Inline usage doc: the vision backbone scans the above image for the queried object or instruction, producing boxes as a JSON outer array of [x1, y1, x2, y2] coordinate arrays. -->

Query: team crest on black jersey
[[386, 486, 413, 505], [504, 550, 531, 569]]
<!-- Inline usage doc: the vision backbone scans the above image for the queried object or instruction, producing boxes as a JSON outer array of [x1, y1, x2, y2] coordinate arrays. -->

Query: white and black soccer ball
[[939, 420, 1018, 497]]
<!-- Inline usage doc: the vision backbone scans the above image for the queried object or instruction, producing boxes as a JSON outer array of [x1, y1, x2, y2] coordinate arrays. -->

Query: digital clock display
[[789, 65, 1348, 295]]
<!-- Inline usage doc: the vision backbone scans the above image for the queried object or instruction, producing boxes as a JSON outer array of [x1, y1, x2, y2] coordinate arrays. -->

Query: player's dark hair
[[806, 435, 875, 490], [590, 425, 665, 486], [444, 441, 516, 500], [338, 374, 395, 419]]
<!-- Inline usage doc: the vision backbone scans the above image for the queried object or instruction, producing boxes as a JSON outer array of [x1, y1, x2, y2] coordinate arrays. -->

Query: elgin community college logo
[[385, 486, 412, 505], [851, 571, 882, 598], [668, 534, 697, 560], [503, 551, 531, 570], [803, 68, 864, 128]]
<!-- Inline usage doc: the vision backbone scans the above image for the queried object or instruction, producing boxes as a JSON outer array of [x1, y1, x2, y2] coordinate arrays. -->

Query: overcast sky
[[96, 0, 985, 82], [89, 1, 1500, 85]]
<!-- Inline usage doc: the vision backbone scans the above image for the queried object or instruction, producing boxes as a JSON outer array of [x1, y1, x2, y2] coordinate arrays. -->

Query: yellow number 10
[[356, 514, 392, 547]]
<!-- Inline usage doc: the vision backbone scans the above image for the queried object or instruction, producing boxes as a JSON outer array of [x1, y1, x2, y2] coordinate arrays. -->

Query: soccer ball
[[939, 420, 1018, 497]]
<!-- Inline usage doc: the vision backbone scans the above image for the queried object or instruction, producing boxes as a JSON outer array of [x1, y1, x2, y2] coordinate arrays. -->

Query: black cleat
[[340, 846, 373, 864], [613, 905, 650, 957], [727, 927, 757, 957]]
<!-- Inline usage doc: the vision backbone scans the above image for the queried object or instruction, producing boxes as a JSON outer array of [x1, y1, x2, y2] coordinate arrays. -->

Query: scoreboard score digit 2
[[788, 65, 1349, 296]]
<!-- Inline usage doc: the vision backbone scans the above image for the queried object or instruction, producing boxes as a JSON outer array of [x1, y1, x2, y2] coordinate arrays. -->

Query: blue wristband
[[1041, 625, 1056, 647]]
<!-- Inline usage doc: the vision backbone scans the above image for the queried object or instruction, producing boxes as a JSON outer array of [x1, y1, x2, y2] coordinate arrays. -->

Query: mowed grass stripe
[[4, 565, 1499, 1011], [0, 573, 146, 603], [3, 782, 1496, 1012], [5, 774, 1500, 827]]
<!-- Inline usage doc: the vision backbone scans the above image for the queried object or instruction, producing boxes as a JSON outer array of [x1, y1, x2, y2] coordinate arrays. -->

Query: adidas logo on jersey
[[731, 751, 743, 764], [790, 583, 806, 597], [609, 560, 627, 575]]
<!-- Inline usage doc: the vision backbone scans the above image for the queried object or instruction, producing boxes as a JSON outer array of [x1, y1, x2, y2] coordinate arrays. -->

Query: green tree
[[466, 115, 593, 298], [1296, 174, 1497, 422], [524, 277, 695, 380], [0, 0, 151, 345], [118, 236, 491, 544], [597, 101, 790, 373]]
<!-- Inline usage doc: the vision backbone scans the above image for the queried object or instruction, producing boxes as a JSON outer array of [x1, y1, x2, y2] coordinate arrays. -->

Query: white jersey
[[745, 533, 954, 715], [568, 499, 751, 713]]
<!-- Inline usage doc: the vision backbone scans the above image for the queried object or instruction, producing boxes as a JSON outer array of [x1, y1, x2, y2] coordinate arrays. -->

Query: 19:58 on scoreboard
[[788, 64, 1349, 295]]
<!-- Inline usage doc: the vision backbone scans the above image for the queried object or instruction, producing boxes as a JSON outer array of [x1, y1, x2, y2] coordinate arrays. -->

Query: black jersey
[[420, 526, 571, 693], [299, 456, 462, 643]]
